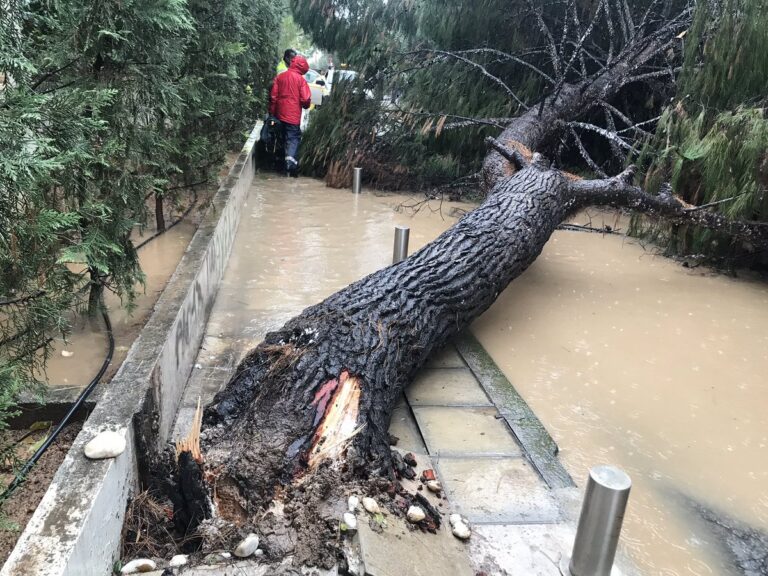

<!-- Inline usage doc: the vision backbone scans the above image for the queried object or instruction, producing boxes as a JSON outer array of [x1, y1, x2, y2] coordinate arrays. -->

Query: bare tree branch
[[485, 137, 529, 171], [625, 66, 682, 85], [443, 48, 555, 85], [568, 169, 768, 248], [401, 49, 529, 110], [525, 0, 562, 78], [568, 122, 633, 150], [568, 127, 608, 178]]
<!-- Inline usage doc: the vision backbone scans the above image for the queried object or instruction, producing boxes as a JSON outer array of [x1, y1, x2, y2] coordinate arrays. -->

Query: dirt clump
[[0, 423, 82, 563]]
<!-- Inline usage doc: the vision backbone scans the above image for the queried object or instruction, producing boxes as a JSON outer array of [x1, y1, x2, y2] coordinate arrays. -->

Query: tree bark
[[155, 192, 166, 233], [87, 266, 104, 318]]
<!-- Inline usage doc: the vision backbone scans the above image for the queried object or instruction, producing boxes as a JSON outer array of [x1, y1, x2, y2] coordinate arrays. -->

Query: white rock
[[426, 480, 442, 493], [169, 554, 188, 567], [233, 533, 260, 557], [448, 513, 463, 527], [220, 552, 232, 559], [84, 430, 126, 459], [452, 520, 471, 540], [406, 506, 426, 523], [347, 495, 360, 512], [61, 350, 74, 357], [121, 558, 156, 573], [342, 512, 358, 531], [362, 497, 380, 514]]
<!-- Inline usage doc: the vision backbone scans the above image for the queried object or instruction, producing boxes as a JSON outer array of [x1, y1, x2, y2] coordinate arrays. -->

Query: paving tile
[[436, 457, 560, 524], [425, 345, 466, 368], [406, 368, 492, 407], [358, 512, 473, 576], [412, 406, 521, 456], [470, 524, 632, 576], [470, 524, 574, 576], [388, 404, 427, 453]]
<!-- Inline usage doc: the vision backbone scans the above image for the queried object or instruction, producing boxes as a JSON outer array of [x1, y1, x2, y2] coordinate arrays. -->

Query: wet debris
[[426, 480, 442, 493], [120, 558, 157, 574], [168, 554, 188, 567], [449, 513, 471, 540], [84, 430, 126, 459], [391, 449, 416, 480], [406, 506, 426, 523], [347, 495, 360, 512], [388, 433, 400, 446], [233, 533, 260, 557], [421, 469, 436, 482], [362, 497, 381, 514], [342, 512, 358, 533], [203, 551, 232, 564]]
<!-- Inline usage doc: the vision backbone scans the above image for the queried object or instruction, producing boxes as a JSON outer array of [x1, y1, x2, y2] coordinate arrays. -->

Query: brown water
[[472, 211, 768, 576], [45, 219, 197, 389], [199, 175, 474, 360]]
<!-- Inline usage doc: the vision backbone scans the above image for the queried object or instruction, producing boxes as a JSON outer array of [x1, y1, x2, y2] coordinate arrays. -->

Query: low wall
[[0, 125, 261, 576]]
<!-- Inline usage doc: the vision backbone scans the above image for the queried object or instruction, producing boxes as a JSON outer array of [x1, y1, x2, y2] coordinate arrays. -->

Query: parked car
[[304, 69, 328, 107]]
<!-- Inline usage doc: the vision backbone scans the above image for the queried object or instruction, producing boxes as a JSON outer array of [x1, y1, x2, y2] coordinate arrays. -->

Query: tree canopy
[[0, 0, 281, 455], [636, 0, 768, 265]]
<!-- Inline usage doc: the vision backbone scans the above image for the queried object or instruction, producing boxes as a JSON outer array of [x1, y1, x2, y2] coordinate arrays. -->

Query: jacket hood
[[290, 55, 310, 75]]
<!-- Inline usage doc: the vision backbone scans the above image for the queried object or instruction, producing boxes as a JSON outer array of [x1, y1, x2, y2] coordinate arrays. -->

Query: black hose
[[0, 190, 200, 501], [0, 308, 114, 501]]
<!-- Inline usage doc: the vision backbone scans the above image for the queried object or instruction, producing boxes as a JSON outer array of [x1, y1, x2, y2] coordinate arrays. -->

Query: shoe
[[289, 169, 299, 179]]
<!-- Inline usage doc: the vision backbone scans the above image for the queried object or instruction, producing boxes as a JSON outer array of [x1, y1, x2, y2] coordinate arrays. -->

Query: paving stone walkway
[[383, 338, 577, 576]]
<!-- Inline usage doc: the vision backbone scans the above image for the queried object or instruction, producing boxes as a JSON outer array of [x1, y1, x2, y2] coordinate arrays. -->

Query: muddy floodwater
[[199, 175, 475, 359], [45, 219, 197, 389], [472, 211, 768, 576]]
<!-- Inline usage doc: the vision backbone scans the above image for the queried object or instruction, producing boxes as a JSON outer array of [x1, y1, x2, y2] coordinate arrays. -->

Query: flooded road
[[472, 211, 768, 575], [198, 175, 473, 361]]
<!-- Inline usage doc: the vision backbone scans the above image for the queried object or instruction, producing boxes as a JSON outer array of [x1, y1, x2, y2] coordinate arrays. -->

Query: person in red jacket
[[269, 54, 311, 177]]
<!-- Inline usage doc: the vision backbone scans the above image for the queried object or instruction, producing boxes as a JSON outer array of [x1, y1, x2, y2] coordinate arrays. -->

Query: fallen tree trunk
[[165, 6, 768, 567]]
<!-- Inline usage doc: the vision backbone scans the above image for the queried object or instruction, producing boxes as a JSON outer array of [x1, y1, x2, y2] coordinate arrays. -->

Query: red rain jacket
[[269, 55, 311, 126]]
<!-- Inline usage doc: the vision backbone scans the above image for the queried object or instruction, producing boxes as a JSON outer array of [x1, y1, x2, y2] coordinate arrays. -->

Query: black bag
[[260, 115, 282, 150]]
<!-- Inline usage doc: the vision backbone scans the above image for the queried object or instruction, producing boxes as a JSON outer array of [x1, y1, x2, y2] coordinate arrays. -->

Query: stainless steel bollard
[[352, 167, 362, 194], [568, 466, 632, 576], [393, 226, 410, 264]]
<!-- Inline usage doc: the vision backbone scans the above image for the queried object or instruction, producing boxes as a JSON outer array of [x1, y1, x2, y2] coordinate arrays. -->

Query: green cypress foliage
[[0, 0, 281, 475], [635, 0, 768, 263]]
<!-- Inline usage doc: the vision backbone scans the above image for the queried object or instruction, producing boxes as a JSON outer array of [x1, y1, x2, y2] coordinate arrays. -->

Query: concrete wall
[[1, 125, 261, 576]]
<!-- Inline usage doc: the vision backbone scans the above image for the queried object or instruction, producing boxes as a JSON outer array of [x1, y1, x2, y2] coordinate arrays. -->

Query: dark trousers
[[283, 123, 301, 171]]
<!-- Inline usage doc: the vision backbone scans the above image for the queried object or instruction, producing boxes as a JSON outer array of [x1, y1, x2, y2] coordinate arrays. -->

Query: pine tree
[[293, 0, 686, 190], [1, 0, 116, 436]]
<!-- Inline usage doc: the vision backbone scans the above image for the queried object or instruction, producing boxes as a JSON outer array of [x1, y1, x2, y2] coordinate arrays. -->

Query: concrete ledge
[[1, 125, 261, 576]]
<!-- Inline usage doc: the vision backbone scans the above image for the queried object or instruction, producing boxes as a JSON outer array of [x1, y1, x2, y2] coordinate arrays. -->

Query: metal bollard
[[393, 226, 410, 264], [567, 465, 632, 576], [352, 167, 362, 194]]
